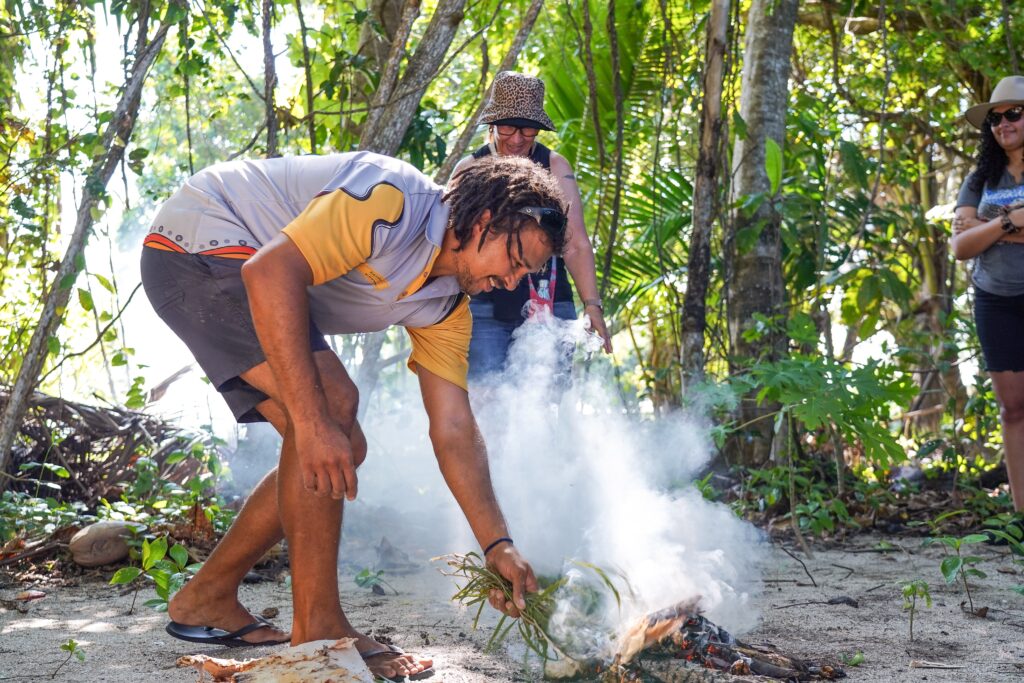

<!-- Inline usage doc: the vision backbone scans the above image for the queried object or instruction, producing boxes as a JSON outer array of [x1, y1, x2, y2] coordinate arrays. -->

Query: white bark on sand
[[177, 638, 372, 682]]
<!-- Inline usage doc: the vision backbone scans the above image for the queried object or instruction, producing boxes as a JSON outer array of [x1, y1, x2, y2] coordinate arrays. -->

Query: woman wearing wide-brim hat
[[450, 71, 611, 383], [953, 75, 1024, 516]]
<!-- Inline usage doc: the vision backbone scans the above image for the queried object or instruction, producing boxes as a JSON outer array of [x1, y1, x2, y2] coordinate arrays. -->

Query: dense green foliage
[[2, 1, 1024, 519]]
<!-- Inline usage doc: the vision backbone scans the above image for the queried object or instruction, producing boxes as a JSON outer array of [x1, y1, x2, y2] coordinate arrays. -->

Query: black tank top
[[470, 142, 573, 320]]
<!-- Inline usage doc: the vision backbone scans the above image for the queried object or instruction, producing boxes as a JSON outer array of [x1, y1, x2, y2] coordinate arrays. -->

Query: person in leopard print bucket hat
[[452, 71, 611, 385]]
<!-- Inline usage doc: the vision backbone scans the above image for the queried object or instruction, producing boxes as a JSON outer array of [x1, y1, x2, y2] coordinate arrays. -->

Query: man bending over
[[139, 152, 567, 680]]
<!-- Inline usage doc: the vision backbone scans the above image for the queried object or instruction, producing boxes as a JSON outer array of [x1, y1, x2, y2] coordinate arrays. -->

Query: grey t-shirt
[[957, 169, 1024, 296]]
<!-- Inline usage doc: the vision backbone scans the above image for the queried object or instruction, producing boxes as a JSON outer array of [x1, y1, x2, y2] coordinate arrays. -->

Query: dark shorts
[[974, 286, 1024, 373], [140, 247, 330, 422]]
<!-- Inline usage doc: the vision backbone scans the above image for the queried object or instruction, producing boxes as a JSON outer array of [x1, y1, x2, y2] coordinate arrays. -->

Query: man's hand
[[584, 305, 613, 353], [294, 420, 358, 500], [486, 544, 538, 618]]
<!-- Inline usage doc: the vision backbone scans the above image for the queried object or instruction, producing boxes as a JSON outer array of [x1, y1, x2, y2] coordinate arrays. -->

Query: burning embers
[[549, 599, 845, 681], [610, 602, 843, 679]]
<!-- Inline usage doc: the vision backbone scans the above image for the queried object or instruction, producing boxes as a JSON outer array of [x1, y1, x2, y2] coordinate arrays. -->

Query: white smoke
[[469, 312, 763, 658], [353, 311, 763, 655]]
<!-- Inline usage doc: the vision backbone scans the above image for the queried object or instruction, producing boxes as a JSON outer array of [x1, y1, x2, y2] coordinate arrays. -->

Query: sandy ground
[[1, 533, 1023, 682]]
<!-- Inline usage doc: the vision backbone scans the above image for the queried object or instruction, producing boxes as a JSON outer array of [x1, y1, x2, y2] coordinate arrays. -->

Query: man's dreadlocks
[[444, 155, 568, 260]]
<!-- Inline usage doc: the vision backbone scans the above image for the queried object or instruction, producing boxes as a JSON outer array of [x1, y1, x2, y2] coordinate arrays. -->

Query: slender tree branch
[[599, 0, 625, 298], [38, 284, 143, 384], [295, 0, 317, 153], [190, 0, 266, 102], [262, 0, 278, 156], [433, 0, 545, 183]]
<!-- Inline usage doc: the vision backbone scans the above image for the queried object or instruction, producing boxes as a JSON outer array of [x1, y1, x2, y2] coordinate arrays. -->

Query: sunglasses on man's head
[[517, 206, 567, 233], [986, 106, 1024, 126], [495, 125, 540, 138]]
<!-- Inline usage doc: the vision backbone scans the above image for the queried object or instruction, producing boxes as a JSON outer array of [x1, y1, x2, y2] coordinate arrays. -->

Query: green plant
[[0, 492, 92, 542], [900, 580, 932, 640], [692, 472, 718, 501], [109, 535, 201, 613], [982, 514, 1024, 555], [841, 651, 864, 667], [51, 639, 85, 678], [925, 532, 988, 614], [354, 568, 397, 595], [738, 356, 916, 468], [736, 464, 858, 537]]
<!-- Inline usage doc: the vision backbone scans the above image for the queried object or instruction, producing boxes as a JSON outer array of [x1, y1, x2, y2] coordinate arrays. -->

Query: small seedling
[[925, 532, 988, 614], [354, 568, 397, 595], [109, 535, 201, 613], [841, 651, 864, 667], [51, 639, 85, 678], [900, 580, 932, 640]]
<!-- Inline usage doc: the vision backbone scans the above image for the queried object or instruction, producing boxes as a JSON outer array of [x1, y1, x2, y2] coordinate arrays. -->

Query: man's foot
[[168, 580, 289, 645], [355, 637, 433, 681]]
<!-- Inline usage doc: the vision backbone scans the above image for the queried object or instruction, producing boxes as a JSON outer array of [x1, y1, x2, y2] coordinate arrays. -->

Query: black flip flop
[[165, 615, 289, 647], [361, 643, 435, 681]]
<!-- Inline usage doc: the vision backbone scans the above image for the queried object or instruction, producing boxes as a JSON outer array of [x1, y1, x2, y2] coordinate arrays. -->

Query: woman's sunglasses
[[986, 105, 1024, 126], [518, 206, 567, 233]]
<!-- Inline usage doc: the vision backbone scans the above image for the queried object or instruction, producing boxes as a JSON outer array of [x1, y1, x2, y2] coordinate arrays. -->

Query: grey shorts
[[140, 247, 330, 423]]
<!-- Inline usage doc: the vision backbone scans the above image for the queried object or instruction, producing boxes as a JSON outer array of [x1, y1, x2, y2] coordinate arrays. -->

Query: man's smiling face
[[453, 217, 553, 296]]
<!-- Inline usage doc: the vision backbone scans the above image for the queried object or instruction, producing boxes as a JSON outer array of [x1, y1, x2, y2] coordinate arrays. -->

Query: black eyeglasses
[[518, 206, 567, 233], [986, 106, 1024, 126], [495, 125, 540, 138]]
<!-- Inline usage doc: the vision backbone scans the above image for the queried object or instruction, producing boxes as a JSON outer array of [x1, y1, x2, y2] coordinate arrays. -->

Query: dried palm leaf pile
[[439, 552, 846, 682], [0, 389, 199, 505]]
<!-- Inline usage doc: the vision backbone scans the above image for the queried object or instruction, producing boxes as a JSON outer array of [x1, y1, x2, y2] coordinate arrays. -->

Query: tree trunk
[[681, 0, 730, 391], [355, 331, 388, 421], [433, 0, 545, 184], [354, 0, 466, 405], [0, 21, 169, 488], [598, 0, 625, 299], [262, 0, 278, 157], [295, 0, 317, 153], [359, 0, 466, 156], [725, 0, 798, 467]]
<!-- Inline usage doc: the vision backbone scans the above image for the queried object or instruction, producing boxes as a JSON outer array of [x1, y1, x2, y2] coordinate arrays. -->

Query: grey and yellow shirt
[[144, 152, 471, 389]]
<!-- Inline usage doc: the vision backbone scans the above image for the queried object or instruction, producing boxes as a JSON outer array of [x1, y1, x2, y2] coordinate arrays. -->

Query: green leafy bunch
[[741, 355, 916, 467]]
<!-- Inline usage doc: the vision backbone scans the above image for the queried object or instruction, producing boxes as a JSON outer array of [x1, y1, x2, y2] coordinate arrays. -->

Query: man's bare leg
[[168, 352, 430, 676], [167, 400, 289, 644]]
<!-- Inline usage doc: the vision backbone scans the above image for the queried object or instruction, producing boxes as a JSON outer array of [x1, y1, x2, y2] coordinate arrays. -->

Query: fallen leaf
[[15, 590, 46, 602]]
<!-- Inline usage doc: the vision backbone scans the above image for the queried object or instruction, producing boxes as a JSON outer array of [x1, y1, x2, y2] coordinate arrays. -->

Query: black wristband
[[483, 537, 513, 556]]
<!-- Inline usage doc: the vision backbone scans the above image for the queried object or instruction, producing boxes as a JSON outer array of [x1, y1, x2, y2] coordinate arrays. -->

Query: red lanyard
[[526, 256, 558, 318]]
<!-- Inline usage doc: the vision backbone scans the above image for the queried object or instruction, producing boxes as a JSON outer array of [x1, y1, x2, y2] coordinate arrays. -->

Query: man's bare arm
[[241, 233, 358, 499], [416, 364, 538, 615]]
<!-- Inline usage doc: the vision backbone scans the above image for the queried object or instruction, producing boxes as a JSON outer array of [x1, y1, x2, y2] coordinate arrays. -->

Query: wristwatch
[[1000, 207, 1020, 234], [583, 298, 604, 312]]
